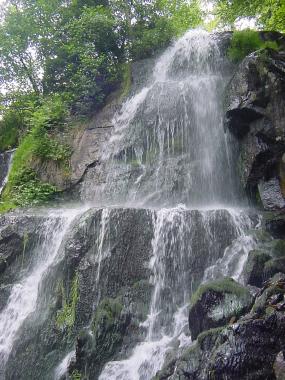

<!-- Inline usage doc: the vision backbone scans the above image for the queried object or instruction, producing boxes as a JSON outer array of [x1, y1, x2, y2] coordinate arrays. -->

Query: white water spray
[[0, 207, 87, 375]]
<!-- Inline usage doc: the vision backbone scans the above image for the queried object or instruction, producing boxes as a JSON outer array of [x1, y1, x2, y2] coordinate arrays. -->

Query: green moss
[[264, 257, 285, 275], [248, 228, 272, 243], [197, 326, 225, 346], [269, 240, 285, 258], [228, 30, 279, 63], [92, 297, 123, 334], [71, 370, 82, 380], [191, 277, 250, 306], [0, 200, 16, 214], [56, 274, 79, 331]]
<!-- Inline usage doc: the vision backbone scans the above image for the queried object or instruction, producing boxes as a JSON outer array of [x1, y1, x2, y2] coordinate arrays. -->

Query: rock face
[[0, 212, 54, 310], [157, 275, 285, 380], [225, 48, 285, 210], [0, 207, 253, 380], [70, 56, 156, 190], [188, 277, 253, 340], [4, 207, 154, 380]]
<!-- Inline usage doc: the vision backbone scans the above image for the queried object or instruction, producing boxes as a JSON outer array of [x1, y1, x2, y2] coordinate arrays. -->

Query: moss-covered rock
[[264, 257, 285, 279], [189, 277, 252, 340], [243, 249, 272, 287], [158, 275, 285, 380], [69, 296, 131, 378], [265, 213, 285, 239], [270, 239, 285, 258]]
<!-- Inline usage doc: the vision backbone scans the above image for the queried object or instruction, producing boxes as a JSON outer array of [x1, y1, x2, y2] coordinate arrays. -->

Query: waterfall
[[81, 30, 237, 207], [0, 30, 261, 379], [99, 208, 256, 380], [95, 31, 257, 380], [0, 150, 15, 196], [0, 207, 87, 377]]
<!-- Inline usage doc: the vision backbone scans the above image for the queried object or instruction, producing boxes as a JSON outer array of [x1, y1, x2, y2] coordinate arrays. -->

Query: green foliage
[[130, 17, 174, 60], [0, 112, 21, 151], [228, 30, 279, 62], [0, 0, 202, 118], [1, 94, 70, 207], [7, 168, 57, 206], [56, 274, 79, 330], [0, 92, 39, 151], [214, 0, 285, 32], [71, 370, 82, 380], [0, 0, 203, 211], [191, 277, 250, 305], [0, 200, 16, 214], [119, 0, 202, 60]]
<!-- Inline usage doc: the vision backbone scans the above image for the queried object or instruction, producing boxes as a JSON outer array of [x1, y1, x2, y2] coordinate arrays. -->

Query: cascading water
[[81, 30, 238, 207], [0, 150, 15, 196], [0, 208, 87, 378], [95, 31, 258, 379], [0, 30, 262, 380], [99, 208, 256, 380]]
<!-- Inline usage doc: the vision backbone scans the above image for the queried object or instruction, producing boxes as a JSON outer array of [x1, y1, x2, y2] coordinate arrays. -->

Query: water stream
[[81, 30, 238, 207], [0, 207, 88, 378], [0, 150, 15, 196], [0, 30, 261, 379]]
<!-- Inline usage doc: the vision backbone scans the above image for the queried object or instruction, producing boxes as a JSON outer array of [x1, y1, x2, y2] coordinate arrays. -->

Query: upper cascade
[[81, 30, 238, 208]]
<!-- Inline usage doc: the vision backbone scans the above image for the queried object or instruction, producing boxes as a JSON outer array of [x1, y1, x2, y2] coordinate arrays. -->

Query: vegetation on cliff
[[0, 0, 284, 210], [227, 30, 279, 62], [0, 0, 202, 208]]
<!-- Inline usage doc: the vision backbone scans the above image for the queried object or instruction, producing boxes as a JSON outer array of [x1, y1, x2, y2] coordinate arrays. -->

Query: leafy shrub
[[228, 30, 279, 62], [29, 95, 67, 132], [0, 111, 24, 151], [1, 94, 70, 208], [7, 168, 57, 206]]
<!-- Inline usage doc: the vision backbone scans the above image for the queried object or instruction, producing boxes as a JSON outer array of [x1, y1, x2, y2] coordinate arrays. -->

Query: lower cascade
[[0, 29, 284, 380]]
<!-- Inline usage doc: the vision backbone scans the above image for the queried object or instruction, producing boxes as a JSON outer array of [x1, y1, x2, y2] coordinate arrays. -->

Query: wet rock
[[264, 257, 285, 279], [259, 178, 285, 210], [159, 275, 285, 380], [4, 207, 155, 380], [243, 249, 272, 287], [69, 296, 131, 377], [225, 49, 285, 210], [188, 277, 252, 340], [265, 212, 285, 239], [0, 212, 51, 286], [274, 351, 285, 380], [243, 238, 285, 288]]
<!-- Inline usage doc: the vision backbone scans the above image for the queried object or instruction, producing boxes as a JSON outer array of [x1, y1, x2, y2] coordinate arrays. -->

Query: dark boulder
[[265, 212, 285, 239], [243, 249, 272, 287], [188, 277, 252, 340], [158, 275, 285, 380]]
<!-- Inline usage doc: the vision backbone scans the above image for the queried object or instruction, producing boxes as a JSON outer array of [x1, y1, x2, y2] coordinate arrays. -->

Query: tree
[[213, 0, 285, 32]]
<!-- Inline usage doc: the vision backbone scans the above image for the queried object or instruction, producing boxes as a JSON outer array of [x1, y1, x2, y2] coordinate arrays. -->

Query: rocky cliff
[[0, 31, 285, 380], [154, 40, 285, 380]]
